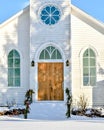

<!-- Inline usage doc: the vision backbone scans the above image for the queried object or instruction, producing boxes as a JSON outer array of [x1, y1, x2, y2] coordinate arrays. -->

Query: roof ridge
[[71, 4, 104, 34], [0, 5, 29, 28]]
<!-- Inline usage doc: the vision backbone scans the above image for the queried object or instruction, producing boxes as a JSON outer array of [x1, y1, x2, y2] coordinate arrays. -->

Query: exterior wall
[[71, 14, 104, 107], [30, 0, 71, 101], [0, 7, 30, 105], [0, 0, 104, 107]]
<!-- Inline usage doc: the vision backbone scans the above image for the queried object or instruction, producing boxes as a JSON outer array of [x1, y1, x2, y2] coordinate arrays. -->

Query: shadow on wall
[[98, 66, 104, 75], [0, 1, 71, 106], [0, 7, 30, 106], [0, 32, 17, 105], [92, 64, 104, 107]]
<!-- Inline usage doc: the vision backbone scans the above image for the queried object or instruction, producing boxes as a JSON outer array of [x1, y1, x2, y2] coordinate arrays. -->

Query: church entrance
[[37, 45, 64, 101], [38, 63, 64, 100]]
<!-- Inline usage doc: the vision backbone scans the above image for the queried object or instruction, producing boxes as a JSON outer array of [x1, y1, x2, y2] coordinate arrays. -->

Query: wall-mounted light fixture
[[31, 60, 35, 67], [66, 60, 70, 66]]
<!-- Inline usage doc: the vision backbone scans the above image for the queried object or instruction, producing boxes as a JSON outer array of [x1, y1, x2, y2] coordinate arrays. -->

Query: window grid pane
[[90, 58, 95, 66], [83, 67, 89, 76], [83, 48, 96, 86], [15, 59, 20, 67], [39, 46, 62, 60], [83, 58, 88, 66], [90, 68, 96, 76], [45, 50, 50, 59], [8, 50, 20, 87], [90, 76, 96, 86], [8, 59, 13, 67], [51, 50, 56, 59], [83, 77, 90, 86], [8, 78, 13, 86], [57, 50, 62, 59]]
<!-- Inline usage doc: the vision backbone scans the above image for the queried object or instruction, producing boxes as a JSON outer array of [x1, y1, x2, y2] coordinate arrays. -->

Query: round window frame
[[38, 4, 61, 26]]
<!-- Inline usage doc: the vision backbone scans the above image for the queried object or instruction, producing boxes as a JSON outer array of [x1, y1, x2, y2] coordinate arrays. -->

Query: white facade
[[30, 0, 71, 101], [0, 0, 104, 107], [71, 6, 104, 107], [0, 6, 30, 105]]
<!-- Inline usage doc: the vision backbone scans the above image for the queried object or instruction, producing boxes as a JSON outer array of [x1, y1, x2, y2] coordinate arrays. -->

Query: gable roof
[[71, 4, 104, 34], [0, 4, 104, 34], [0, 6, 29, 29]]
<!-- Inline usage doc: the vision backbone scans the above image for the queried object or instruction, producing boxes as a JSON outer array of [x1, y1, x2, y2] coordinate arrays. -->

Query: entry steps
[[28, 102, 67, 120]]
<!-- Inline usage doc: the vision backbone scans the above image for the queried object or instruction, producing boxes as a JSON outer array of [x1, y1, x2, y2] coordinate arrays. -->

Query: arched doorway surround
[[35, 43, 65, 101]]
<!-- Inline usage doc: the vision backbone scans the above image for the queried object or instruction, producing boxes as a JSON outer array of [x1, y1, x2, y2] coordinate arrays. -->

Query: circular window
[[40, 5, 61, 25]]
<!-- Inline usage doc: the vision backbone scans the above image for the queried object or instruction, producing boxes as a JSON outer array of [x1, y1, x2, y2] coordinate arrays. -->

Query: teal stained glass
[[40, 5, 60, 25], [39, 46, 62, 59]]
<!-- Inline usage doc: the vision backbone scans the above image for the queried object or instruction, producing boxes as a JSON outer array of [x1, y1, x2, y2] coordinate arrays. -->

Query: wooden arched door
[[38, 63, 64, 101]]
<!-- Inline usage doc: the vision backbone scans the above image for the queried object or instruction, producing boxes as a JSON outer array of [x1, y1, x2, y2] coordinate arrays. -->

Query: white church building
[[0, 0, 104, 107]]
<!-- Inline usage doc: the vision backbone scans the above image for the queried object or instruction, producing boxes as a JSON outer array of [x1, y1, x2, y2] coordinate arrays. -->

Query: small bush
[[77, 94, 88, 111]]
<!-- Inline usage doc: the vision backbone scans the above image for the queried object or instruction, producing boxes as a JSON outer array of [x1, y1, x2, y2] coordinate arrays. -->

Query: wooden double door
[[38, 63, 64, 101]]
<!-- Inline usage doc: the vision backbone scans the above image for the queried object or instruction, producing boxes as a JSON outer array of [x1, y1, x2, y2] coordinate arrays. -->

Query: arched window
[[39, 46, 62, 59], [83, 48, 96, 86], [8, 50, 20, 87]]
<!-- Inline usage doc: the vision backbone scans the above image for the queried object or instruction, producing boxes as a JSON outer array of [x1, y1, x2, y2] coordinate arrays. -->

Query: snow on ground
[[0, 102, 104, 130]]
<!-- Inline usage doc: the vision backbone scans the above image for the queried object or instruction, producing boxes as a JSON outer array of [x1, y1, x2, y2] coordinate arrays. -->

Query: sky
[[0, 0, 104, 24]]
